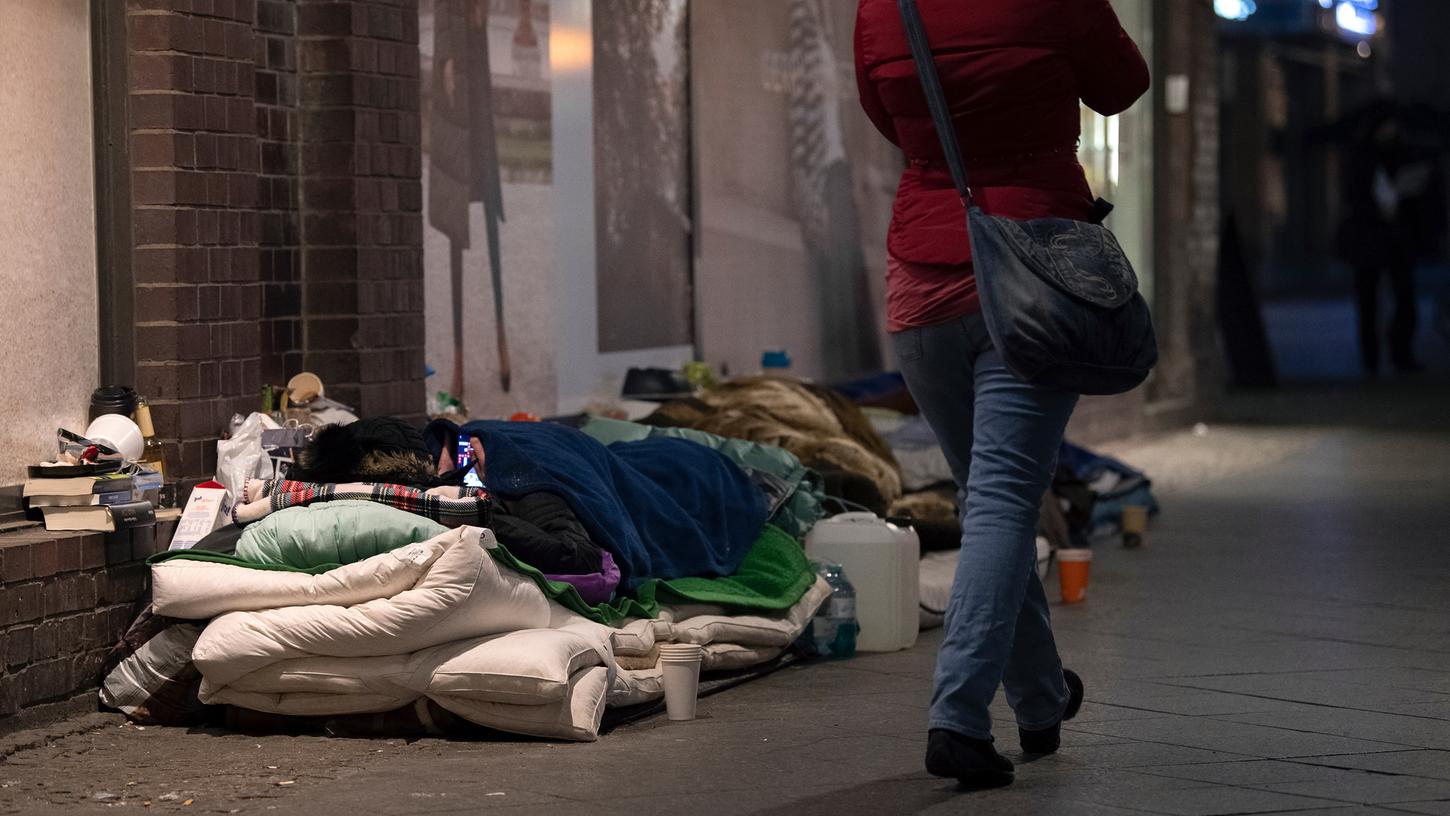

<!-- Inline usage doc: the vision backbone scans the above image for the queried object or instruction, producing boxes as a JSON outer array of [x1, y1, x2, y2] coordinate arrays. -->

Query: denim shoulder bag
[[896, 0, 1157, 395]]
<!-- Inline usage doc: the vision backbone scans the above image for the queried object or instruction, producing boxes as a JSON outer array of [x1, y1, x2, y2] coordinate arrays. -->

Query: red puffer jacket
[[855, 0, 1149, 331]]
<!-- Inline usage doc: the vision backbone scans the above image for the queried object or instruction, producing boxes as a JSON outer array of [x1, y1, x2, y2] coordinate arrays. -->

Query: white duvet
[[152, 527, 828, 741]]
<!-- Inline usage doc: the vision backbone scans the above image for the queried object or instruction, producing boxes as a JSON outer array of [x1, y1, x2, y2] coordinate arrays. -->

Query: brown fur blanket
[[646, 377, 902, 514]]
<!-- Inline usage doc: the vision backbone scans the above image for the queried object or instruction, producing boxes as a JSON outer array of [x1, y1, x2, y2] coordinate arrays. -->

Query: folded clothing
[[235, 478, 489, 528]]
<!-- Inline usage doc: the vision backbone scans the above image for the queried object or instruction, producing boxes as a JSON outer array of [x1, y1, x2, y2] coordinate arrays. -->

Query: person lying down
[[453, 433, 609, 577], [288, 416, 770, 596], [425, 418, 769, 593]]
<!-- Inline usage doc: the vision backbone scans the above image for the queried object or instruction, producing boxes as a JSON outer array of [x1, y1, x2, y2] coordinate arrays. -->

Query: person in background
[[1327, 101, 1448, 374], [855, 0, 1148, 788]]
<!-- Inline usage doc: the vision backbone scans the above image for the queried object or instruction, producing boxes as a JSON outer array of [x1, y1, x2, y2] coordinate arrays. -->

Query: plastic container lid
[[761, 350, 791, 369]]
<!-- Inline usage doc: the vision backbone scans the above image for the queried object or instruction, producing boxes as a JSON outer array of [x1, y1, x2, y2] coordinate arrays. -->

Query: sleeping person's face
[[469, 436, 487, 480]]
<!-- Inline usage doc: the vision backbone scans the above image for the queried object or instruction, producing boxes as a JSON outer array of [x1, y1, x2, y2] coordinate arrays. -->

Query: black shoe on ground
[[1019, 668, 1084, 755], [925, 729, 1014, 789]]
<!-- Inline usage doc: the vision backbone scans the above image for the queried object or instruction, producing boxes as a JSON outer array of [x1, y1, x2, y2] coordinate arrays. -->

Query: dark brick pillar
[[296, 0, 425, 419], [255, 0, 304, 385], [127, 0, 264, 489], [1066, 0, 1221, 442], [1149, 0, 1221, 408]]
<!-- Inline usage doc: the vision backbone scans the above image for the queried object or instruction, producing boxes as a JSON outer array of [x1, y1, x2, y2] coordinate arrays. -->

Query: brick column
[[127, 0, 264, 489], [1150, 0, 1221, 407], [296, 0, 425, 419], [255, 0, 304, 385]]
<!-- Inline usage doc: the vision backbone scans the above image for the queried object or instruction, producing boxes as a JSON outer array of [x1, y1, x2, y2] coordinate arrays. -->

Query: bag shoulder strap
[[896, 0, 972, 203]]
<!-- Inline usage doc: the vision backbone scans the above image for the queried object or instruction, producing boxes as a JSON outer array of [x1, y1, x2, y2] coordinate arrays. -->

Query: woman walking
[[854, 0, 1149, 787]]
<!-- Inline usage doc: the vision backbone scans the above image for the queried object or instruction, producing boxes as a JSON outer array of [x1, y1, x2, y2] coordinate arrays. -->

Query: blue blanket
[[427, 419, 767, 591]]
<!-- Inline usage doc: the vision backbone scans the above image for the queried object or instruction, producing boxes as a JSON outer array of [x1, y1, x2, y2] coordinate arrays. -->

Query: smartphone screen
[[455, 432, 473, 470], [457, 433, 485, 489]]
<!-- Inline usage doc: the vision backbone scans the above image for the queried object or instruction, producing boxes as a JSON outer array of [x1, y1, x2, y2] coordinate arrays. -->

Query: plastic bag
[[216, 412, 280, 500]]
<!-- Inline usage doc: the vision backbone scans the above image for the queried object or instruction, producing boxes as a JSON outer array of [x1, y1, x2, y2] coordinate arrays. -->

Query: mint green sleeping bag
[[236, 501, 447, 569]]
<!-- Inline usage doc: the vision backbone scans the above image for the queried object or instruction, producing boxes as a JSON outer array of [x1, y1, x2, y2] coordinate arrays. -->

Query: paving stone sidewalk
[[1, 383, 1448, 815]]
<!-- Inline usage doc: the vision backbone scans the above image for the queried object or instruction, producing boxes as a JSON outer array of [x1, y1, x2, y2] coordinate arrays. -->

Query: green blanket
[[499, 523, 815, 623], [152, 523, 814, 626]]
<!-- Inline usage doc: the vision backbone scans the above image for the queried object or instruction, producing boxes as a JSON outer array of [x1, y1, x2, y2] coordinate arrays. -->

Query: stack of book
[[22, 471, 156, 532]]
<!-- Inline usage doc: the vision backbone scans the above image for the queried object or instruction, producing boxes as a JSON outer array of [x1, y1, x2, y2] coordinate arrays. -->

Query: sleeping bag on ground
[[236, 501, 447, 569], [428, 420, 767, 591]]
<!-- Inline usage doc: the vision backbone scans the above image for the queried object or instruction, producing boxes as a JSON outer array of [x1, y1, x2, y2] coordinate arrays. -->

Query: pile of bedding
[[100, 416, 844, 741], [104, 519, 827, 741]]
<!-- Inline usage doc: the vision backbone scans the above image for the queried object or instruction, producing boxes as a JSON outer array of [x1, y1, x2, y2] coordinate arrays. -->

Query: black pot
[[89, 385, 138, 421], [620, 368, 693, 402]]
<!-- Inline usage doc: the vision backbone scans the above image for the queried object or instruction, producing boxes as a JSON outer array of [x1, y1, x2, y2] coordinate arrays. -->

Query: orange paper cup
[[1057, 548, 1092, 604]]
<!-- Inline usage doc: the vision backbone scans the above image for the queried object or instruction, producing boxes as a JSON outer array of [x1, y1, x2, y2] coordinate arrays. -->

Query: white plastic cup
[[659, 644, 703, 721]]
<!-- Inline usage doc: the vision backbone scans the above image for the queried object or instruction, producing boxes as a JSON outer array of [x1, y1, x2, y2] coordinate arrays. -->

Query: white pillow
[[428, 630, 606, 705], [667, 577, 829, 647], [432, 665, 610, 742]]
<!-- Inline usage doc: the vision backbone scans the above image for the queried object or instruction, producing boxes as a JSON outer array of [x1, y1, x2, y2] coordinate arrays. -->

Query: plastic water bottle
[[811, 562, 859, 659]]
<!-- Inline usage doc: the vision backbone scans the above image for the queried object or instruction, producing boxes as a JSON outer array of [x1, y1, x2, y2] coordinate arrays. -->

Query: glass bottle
[[133, 398, 167, 479]]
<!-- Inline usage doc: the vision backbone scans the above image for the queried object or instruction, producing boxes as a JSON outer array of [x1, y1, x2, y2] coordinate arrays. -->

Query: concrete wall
[[0, 0, 100, 484]]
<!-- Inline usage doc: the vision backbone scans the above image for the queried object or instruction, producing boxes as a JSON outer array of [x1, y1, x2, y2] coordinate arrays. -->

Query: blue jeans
[[893, 312, 1078, 741]]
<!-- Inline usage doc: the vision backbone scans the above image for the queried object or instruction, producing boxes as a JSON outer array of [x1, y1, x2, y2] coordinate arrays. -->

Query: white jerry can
[[805, 512, 920, 652]]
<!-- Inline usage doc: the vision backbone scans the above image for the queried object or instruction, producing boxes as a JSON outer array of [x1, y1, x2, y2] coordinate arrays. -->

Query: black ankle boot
[[1019, 668, 1084, 755], [925, 729, 1014, 788]]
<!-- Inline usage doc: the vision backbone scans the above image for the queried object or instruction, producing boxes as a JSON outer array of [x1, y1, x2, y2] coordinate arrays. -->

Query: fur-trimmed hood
[[289, 417, 438, 486]]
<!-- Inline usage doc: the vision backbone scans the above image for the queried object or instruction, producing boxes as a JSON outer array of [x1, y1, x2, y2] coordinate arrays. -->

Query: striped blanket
[[234, 478, 491, 527]]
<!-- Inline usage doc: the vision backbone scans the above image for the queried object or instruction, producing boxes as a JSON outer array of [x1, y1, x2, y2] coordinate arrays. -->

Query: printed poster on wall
[[592, 0, 694, 354], [691, 0, 898, 381], [421, 0, 557, 417]]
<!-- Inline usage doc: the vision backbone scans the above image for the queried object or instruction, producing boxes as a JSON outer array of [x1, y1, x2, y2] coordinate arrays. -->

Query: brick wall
[[295, 0, 425, 419], [124, 0, 426, 488], [1149, 0, 1222, 411], [128, 0, 265, 489], [0, 525, 171, 719], [256, 0, 304, 385], [0, 0, 428, 727]]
